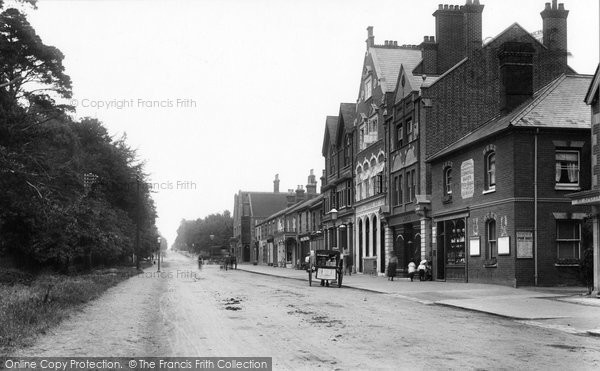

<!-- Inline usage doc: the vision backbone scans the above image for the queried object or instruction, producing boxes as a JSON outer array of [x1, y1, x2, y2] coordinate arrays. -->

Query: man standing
[[345, 254, 353, 276]]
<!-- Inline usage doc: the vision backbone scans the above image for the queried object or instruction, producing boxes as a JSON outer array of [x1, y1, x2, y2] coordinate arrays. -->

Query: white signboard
[[461, 159, 474, 199], [470, 237, 480, 256], [498, 236, 510, 255]]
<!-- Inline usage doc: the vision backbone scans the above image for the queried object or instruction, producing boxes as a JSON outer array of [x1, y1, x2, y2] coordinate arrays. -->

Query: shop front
[[434, 216, 467, 282]]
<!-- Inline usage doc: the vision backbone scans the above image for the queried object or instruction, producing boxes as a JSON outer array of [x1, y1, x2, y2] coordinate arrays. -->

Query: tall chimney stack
[[306, 169, 318, 195], [273, 174, 280, 193], [366, 26, 374, 49], [463, 0, 484, 57], [540, 0, 569, 67], [433, 3, 466, 74]]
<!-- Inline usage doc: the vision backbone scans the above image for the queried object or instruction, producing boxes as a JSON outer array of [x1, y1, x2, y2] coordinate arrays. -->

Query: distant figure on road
[[387, 255, 398, 281]]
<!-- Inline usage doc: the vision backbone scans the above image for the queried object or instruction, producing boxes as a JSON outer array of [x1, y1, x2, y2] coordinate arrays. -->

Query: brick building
[[232, 175, 290, 263], [352, 27, 422, 275], [569, 64, 600, 295], [254, 171, 321, 267], [321, 104, 356, 260], [428, 73, 591, 286]]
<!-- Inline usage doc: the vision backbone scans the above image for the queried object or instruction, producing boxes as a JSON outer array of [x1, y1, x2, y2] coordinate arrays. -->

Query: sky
[[22, 0, 600, 246]]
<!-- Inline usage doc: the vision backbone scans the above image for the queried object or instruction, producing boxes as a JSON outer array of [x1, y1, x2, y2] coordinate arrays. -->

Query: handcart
[[307, 250, 343, 288]]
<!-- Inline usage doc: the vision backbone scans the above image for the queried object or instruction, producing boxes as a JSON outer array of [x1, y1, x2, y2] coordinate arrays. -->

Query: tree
[[174, 212, 233, 256]]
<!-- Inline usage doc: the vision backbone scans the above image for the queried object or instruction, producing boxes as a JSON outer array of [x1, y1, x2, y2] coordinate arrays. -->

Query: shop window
[[485, 151, 496, 192], [556, 220, 581, 259], [555, 150, 580, 190]]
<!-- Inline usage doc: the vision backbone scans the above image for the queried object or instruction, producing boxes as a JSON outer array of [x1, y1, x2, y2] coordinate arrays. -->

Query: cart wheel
[[338, 271, 343, 288], [308, 269, 312, 286]]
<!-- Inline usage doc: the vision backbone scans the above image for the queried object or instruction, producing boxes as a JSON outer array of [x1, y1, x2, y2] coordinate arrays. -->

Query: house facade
[[321, 104, 357, 262], [352, 28, 423, 275], [429, 75, 592, 286], [569, 65, 600, 295], [254, 171, 322, 267], [232, 175, 291, 263]]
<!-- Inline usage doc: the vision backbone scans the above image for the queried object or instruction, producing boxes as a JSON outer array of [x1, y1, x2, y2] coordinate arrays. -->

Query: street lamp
[[329, 208, 338, 250], [157, 236, 162, 272]]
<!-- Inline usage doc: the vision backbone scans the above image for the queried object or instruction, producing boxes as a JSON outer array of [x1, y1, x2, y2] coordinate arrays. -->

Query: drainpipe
[[534, 128, 539, 286]]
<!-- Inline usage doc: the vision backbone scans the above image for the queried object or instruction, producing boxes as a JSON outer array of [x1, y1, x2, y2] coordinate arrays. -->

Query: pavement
[[233, 263, 600, 337]]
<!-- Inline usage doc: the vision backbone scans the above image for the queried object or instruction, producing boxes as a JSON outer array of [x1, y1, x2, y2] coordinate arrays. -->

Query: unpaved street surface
[[14, 252, 600, 370]]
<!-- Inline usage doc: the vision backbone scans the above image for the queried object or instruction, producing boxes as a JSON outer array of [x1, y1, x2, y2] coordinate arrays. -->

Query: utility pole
[[136, 177, 140, 270]]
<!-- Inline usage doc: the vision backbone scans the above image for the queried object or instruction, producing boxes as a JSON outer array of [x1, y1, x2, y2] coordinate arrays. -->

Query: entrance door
[[436, 222, 445, 280]]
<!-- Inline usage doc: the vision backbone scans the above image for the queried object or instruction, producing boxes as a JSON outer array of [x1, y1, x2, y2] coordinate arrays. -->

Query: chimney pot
[[474, 0, 480, 4], [394, 41, 398, 46], [444, 4, 449, 10], [558, 3, 564, 10], [545, 2, 551, 10], [552, 0, 557, 9], [466, 0, 472, 4], [424, 36, 428, 42]]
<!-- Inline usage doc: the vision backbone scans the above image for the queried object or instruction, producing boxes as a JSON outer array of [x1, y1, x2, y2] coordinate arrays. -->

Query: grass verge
[[0, 265, 147, 356]]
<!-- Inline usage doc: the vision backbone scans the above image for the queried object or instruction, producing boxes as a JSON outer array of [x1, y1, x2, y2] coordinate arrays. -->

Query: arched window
[[485, 151, 496, 191], [487, 219, 497, 259], [444, 167, 453, 195]]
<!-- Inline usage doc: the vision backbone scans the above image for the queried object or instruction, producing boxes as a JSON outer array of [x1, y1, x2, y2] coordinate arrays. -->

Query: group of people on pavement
[[387, 255, 432, 281]]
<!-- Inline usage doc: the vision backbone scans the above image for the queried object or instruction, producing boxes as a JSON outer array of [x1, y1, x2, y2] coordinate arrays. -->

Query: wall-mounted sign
[[470, 236, 480, 256], [516, 231, 533, 258], [461, 159, 474, 199], [498, 236, 510, 255]]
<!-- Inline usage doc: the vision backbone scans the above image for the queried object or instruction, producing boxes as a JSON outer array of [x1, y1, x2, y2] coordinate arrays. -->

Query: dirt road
[[14, 252, 600, 370]]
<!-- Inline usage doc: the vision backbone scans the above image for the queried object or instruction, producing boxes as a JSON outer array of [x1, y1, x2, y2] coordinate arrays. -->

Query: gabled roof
[[395, 64, 439, 103], [369, 47, 422, 93], [337, 103, 356, 145], [247, 192, 289, 218], [427, 74, 593, 162], [322, 115, 339, 156], [585, 64, 600, 105]]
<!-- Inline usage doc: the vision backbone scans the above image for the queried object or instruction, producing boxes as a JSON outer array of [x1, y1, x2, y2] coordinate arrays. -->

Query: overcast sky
[[24, 0, 599, 246]]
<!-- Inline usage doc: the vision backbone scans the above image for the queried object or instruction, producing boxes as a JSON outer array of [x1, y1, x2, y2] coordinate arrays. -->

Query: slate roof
[[322, 115, 339, 155], [369, 47, 422, 93], [247, 192, 289, 218], [339, 103, 356, 132], [427, 74, 593, 162]]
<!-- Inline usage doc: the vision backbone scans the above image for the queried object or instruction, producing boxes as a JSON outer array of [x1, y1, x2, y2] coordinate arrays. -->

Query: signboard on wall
[[498, 236, 510, 255], [516, 231, 533, 258], [461, 159, 474, 199], [469, 236, 480, 256]]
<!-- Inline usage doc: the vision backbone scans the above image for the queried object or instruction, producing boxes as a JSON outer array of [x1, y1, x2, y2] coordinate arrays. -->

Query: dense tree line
[[0, 1, 158, 270], [174, 211, 233, 256]]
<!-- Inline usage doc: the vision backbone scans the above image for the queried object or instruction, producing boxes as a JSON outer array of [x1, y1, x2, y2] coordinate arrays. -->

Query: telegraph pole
[[136, 177, 140, 270]]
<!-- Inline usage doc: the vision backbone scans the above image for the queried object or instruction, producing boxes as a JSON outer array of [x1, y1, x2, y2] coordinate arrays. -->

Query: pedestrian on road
[[418, 259, 427, 281], [345, 254, 353, 276], [408, 261, 416, 281], [387, 255, 398, 281]]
